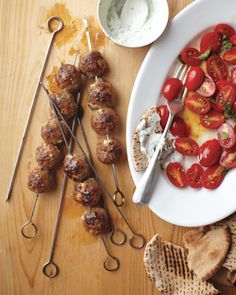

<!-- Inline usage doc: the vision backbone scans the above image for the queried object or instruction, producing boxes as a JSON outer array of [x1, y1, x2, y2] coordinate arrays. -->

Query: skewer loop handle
[[42, 260, 59, 278], [103, 255, 120, 272], [113, 189, 125, 207], [110, 229, 126, 246], [21, 222, 38, 239], [129, 233, 146, 249], [47, 16, 64, 33]]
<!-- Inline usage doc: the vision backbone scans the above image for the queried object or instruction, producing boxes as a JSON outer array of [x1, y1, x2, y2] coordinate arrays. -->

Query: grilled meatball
[[79, 51, 108, 79], [82, 207, 109, 235], [88, 79, 115, 110], [35, 143, 61, 170], [96, 138, 122, 165], [91, 108, 119, 135], [27, 167, 51, 193], [74, 177, 101, 206], [63, 153, 90, 182], [55, 64, 81, 92], [50, 91, 77, 120], [41, 118, 68, 145]]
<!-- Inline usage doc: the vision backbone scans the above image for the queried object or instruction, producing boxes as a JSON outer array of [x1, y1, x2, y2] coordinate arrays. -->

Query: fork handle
[[132, 113, 175, 205]]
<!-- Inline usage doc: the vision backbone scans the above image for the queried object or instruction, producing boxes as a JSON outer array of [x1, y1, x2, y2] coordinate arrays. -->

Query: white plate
[[126, 0, 236, 227]]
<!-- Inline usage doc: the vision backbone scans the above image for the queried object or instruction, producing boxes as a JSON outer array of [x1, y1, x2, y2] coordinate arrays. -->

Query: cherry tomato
[[220, 147, 236, 168], [162, 78, 183, 101], [186, 163, 203, 188], [216, 79, 235, 91], [174, 137, 199, 156], [216, 85, 236, 111], [233, 100, 236, 113], [184, 92, 211, 115], [230, 35, 236, 46], [185, 66, 205, 91], [200, 32, 221, 53], [211, 100, 224, 113], [223, 47, 236, 65], [156, 105, 169, 129], [196, 74, 216, 97], [214, 23, 235, 39], [200, 111, 225, 129], [201, 165, 227, 189], [180, 47, 202, 66], [166, 162, 186, 188], [230, 66, 236, 87], [198, 139, 222, 167], [206, 55, 228, 82], [217, 123, 236, 149], [170, 116, 188, 137]]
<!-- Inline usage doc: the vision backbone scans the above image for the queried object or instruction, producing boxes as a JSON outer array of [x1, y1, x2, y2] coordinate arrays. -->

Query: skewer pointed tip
[[83, 16, 89, 29]]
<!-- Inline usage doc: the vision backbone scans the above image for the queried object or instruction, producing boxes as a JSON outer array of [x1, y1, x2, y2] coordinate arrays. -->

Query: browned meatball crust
[[55, 64, 81, 92], [91, 108, 119, 135], [41, 118, 68, 145], [96, 138, 122, 165], [82, 207, 109, 235], [63, 153, 90, 182], [73, 177, 101, 206], [27, 168, 51, 193], [88, 79, 115, 110], [79, 51, 108, 79], [50, 91, 77, 119], [35, 143, 61, 170]]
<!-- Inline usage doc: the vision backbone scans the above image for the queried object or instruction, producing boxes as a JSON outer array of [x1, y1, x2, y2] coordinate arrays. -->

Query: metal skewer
[[6, 16, 64, 202], [44, 91, 145, 249], [83, 17, 125, 208]]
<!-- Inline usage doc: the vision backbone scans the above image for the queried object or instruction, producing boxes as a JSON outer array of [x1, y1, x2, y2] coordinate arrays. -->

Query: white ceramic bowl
[[97, 0, 169, 48]]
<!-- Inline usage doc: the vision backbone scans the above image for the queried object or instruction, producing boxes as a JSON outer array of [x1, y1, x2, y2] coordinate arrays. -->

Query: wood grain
[[0, 0, 235, 294]]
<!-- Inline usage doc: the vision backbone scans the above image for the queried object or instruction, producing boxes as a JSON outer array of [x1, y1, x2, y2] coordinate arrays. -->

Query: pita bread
[[144, 234, 219, 295], [132, 106, 162, 172], [183, 226, 231, 281]]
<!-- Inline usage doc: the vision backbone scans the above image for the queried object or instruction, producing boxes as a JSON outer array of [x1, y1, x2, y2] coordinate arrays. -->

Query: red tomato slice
[[174, 137, 199, 156], [206, 55, 228, 82], [211, 100, 224, 113], [186, 163, 203, 188], [230, 35, 236, 46], [166, 162, 186, 188], [185, 66, 205, 91], [201, 165, 227, 189], [216, 85, 236, 111], [230, 66, 236, 87], [184, 92, 211, 114], [170, 116, 189, 137], [220, 147, 236, 168], [162, 78, 183, 101], [217, 123, 236, 149], [196, 74, 216, 97], [180, 47, 202, 66], [156, 104, 169, 129], [200, 32, 221, 53], [214, 23, 235, 39], [200, 111, 225, 129], [198, 139, 222, 167], [223, 47, 236, 65], [216, 79, 235, 91]]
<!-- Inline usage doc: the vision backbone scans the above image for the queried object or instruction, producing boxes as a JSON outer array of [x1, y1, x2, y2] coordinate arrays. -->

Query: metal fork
[[132, 63, 190, 205]]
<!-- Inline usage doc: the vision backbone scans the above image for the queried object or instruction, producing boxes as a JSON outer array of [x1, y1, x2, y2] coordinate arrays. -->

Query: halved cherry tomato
[[230, 35, 236, 46], [174, 137, 199, 156], [217, 123, 236, 149], [198, 139, 222, 167], [214, 23, 235, 39], [233, 100, 236, 113], [184, 92, 211, 114], [200, 111, 225, 129], [216, 85, 236, 111], [230, 66, 236, 87], [206, 55, 228, 82], [162, 78, 183, 101], [211, 100, 224, 113], [220, 147, 236, 168], [216, 79, 235, 91], [223, 47, 236, 65], [200, 32, 221, 53], [201, 165, 227, 189], [185, 66, 205, 91], [166, 162, 186, 188], [170, 116, 188, 137], [186, 163, 203, 188], [156, 104, 169, 129], [180, 47, 202, 66], [196, 74, 216, 97]]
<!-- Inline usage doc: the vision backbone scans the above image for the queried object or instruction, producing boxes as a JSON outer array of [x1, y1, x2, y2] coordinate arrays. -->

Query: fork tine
[[179, 64, 190, 82]]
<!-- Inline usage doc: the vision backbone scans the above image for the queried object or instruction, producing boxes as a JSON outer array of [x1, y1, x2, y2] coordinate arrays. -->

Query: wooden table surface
[[0, 0, 235, 294]]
